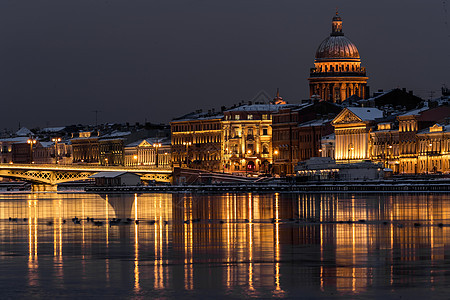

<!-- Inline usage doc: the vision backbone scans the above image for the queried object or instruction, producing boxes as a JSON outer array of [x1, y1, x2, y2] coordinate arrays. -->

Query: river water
[[0, 192, 449, 299]]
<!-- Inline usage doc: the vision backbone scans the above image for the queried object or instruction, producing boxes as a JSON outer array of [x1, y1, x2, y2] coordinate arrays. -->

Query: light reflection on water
[[0, 193, 449, 297]]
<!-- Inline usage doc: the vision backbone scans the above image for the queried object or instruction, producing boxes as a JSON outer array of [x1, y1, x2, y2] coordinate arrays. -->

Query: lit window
[[235, 115, 240, 120], [248, 114, 253, 120]]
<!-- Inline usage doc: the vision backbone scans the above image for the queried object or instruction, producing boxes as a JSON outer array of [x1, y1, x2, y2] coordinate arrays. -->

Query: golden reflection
[[183, 195, 193, 290], [27, 199, 38, 287], [3, 192, 450, 295], [273, 193, 284, 295], [248, 194, 254, 292], [105, 194, 109, 246], [134, 194, 140, 292], [226, 193, 231, 289]]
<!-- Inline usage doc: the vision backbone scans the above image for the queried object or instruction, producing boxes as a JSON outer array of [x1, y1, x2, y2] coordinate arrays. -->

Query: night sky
[[1, 0, 449, 130]]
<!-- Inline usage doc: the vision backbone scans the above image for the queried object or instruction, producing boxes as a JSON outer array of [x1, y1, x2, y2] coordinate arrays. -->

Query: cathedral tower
[[308, 13, 368, 102]]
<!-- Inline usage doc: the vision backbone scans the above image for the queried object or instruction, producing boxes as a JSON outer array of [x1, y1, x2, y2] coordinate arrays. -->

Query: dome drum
[[308, 13, 368, 103]]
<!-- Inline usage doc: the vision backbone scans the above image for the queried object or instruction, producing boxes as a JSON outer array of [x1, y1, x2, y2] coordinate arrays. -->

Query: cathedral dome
[[315, 14, 360, 62]]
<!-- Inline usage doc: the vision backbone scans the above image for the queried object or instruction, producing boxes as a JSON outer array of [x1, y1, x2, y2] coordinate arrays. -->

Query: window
[[263, 128, 268, 136], [248, 114, 253, 120], [262, 114, 268, 120], [235, 115, 240, 120]]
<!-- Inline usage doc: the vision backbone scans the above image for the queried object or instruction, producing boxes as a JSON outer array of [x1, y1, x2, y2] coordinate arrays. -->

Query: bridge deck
[[0, 164, 172, 173], [0, 164, 173, 185]]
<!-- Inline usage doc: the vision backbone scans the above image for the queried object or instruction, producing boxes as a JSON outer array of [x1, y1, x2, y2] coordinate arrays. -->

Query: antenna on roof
[[429, 90, 435, 100], [92, 110, 102, 128]]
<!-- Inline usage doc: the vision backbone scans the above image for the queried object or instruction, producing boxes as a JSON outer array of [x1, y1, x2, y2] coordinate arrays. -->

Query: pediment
[[332, 109, 363, 125], [138, 140, 152, 147], [430, 124, 443, 132]]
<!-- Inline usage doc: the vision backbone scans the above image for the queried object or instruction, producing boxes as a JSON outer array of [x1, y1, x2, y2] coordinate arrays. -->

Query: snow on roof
[[399, 104, 429, 117], [417, 123, 450, 134], [321, 133, 335, 140], [41, 127, 66, 133], [100, 131, 131, 139], [172, 111, 224, 122], [16, 127, 32, 136], [347, 107, 383, 121], [226, 104, 294, 113], [0, 136, 30, 143], [89, 171, 138, 178], [298, 119, 331, 128], [39, 142, 54, 148]]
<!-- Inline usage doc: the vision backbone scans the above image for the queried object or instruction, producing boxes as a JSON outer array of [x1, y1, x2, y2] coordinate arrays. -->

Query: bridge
[[0, 164, 172, 191]]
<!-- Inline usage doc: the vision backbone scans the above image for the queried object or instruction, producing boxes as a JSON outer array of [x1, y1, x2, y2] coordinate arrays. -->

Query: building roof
[[172, 110, 223, 122], [0, 136, 31, 143], [16, 127, 32, 136], [298, 119, 331, 128], [41, 127, 66, 133], [347, 107, 383, 121], [321, 133, 335, 141], [226, 104, 295, 113], [417, 123, 450, 134], [89, 171, 139, 178], [125, 137, 171, 148]]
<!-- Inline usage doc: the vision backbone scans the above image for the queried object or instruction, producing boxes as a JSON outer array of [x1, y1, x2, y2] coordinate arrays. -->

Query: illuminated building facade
[[369, 122, 400, 171], [222, 104, 283, 174], [33, 141, 72, 165], [71, 131, 100, 164], [417, 124, 450, 174], [171, 112, 223, 171], [332, 101, 450, 174], [124, 138, 171, 167], [332, 107, 383, 162], [0, 137, 33, 164], [398, 104, 450, 174], [309, 13, 368, 102], [272, 101, 341, 175]]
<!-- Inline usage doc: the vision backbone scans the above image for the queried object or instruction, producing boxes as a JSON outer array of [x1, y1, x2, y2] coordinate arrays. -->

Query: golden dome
[[315, 14, 360, 62]]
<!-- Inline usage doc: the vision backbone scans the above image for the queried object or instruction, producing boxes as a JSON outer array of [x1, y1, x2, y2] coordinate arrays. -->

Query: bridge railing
[[0, 163, 172, 172]]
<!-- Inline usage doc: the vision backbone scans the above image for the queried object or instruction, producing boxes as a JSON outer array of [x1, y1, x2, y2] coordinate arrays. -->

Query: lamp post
[[52, 137, 61, 164], [133, 155, 138, 166], [273, 149, 279, 174], [153, 143, 161, 168], [182, 141, 191, 167], [27, 138, 37, 164], [427, 142, 432, 174], [347, 144, 354, 164]]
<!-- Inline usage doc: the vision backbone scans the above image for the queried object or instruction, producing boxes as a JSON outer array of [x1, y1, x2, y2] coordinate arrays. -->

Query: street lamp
[[133, 155, 138, 166], [427, 142, 432, 174], [27, 138, 37, 164], [182, 141, 192, 167], [153, 143, 162, 168], [348, 143, 354, 164], [52, 137, 61, 164]]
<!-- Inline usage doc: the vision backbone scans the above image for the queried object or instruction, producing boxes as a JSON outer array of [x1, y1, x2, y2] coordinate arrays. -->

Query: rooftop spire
[[331, 11, 343, 36]]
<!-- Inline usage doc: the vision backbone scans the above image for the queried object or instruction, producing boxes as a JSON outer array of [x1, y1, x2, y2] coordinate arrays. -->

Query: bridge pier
[[31, 184, 58, 192]]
